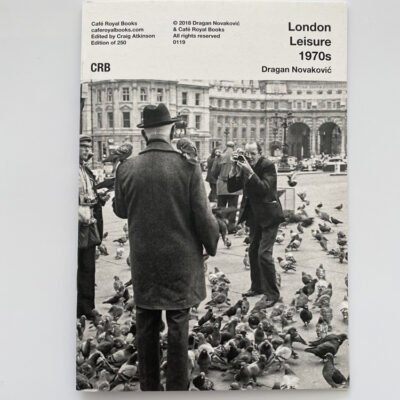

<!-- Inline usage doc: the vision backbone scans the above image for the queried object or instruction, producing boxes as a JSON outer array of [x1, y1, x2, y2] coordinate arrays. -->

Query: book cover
[[77, 0, 348, 391]]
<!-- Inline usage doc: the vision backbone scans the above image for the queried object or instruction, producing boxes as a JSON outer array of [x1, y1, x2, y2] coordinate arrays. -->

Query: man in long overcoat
[[113, 103, 219, 391]]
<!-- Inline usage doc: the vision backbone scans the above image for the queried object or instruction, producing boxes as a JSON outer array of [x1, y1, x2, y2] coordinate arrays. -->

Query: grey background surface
[[0, 0, 399, 399]]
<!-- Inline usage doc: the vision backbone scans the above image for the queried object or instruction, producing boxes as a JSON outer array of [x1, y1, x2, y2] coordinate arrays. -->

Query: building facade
[[81, 79, 347, 165]]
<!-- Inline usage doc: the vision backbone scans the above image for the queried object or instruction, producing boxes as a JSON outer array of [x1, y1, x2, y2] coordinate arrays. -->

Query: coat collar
[[253, 156, 265, 173], [139, 139, 178, 155]]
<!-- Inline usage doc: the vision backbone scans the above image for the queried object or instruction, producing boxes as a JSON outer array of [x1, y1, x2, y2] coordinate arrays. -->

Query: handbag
[[78, 220, 101, 249]]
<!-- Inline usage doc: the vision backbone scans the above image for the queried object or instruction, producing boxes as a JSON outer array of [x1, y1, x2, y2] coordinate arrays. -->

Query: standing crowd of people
[[77, 103, 284, 391]]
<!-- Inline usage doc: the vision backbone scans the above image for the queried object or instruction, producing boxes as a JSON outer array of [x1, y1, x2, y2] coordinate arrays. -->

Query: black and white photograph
[[77, 79, 349, 391]]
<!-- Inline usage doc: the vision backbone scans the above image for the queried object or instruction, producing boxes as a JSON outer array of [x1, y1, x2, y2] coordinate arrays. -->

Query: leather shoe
[[242, 290, 262, 297], [265, 299, 279, 308]]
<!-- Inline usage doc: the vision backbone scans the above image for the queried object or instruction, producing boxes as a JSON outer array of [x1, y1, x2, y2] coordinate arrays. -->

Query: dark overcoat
[[227, 156, 280, 228], [113, 140, 219, 310]]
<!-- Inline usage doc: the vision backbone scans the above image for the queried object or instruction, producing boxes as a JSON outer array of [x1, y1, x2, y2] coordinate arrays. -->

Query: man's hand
[[99, 193, 111, 203], [237, 157, 254, 178]]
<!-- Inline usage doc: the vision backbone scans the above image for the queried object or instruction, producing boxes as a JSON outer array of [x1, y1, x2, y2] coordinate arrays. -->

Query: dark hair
[[248, 141, 262, 155]]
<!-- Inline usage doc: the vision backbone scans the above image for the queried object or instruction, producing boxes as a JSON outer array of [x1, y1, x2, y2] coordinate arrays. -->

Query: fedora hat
[[137, 103, 180, 128]]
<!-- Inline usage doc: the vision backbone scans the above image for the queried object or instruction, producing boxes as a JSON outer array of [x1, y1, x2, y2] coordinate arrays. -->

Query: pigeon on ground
[[322, 353, 348, 388]]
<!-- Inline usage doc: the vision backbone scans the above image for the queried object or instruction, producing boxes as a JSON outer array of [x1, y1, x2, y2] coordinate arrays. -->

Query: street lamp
[[224, 127, 230, 144], [272, 111, 293, 170]]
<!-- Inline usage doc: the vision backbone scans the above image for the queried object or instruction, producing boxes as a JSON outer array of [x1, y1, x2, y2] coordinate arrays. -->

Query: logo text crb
[[91, 63, 111, 72]]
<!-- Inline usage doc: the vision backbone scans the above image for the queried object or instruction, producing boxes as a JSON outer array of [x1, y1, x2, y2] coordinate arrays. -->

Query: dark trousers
[[208, 183, 217, 202], [248, 223, 280, 300], [136, 307, 190, 391], [217, 195, 239, 231], [77, 246, 96, 318]]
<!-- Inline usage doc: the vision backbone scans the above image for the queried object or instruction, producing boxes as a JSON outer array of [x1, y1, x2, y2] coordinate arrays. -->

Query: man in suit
[[211, 141, 241, 233], [227, 142, 283, 307], [113, 103, 219, 391], [77, 135, 108, 318]]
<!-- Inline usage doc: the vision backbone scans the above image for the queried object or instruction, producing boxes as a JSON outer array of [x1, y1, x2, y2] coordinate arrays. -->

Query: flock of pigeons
[[77, 173, 349, 391]]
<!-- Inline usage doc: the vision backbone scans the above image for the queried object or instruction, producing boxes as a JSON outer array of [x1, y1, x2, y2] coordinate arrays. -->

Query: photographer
[[227, 142, 284, 306]]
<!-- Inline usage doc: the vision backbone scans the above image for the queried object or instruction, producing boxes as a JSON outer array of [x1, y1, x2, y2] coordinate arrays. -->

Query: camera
[[237, 154, 246, 163]]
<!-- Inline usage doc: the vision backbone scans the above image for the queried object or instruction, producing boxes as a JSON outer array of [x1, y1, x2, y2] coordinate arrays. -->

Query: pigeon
[[297, 223, 304, 234], [113, 276, 124, 293], [275, 334, 293, 364], [275, 232, 285, 244], [192, 372, 214, 390], [224, 237, 232, 249], [109, 355, 138, 390], [316, 202, 323, 208], [305, 335, 347, 359], [115, 247, 125, 260], [315, 208, 331, 222], [98, 243, 109, 256], [102, 232, 108, 240], [318, 223, 331, 233], [297, 191, 307, 202], [108, 344, 136, 367], [316, 264, 326, 280], [286, 239, 301, 251], [293, 291, 309, 310], [287, 172, 298, 187], [80, 337, 94, 358], [198, 308, 213, 326], [315, 316, 329, 339], [330, 216, 343, 225], [301, 272, 313, 285], [334, 204, 343, 211], [281, 366, 300, 389], [340, 296, 349, 322], [241, 296, 250, 315], [322, 353, 348, 388], [277, 257, 296, 272], [234, 355, 268, 384], [319, 238, 328, 251], [222, 299, 242, 318], [300, 305, 313, 326], [259, 340, 274, 361], [108, 298, 125, 321], [76, 373, 93, 390], [308, 333, 348, 348], [285, 252, 297, 264], [197, 349, 211, 374], [320, 305, 333, 331], [113, 237, 128, 245], [302, 279, 318, 296]]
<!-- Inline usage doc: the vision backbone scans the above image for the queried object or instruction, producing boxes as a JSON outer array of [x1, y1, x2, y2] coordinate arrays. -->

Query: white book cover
[[77, 0, 348, 391]]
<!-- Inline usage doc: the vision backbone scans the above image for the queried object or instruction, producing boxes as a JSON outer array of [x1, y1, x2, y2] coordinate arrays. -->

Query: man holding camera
[[227, 142, 284, 306]]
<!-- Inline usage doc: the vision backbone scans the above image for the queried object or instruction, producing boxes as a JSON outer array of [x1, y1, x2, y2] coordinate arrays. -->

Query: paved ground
[[89, 171, 349, 390]]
